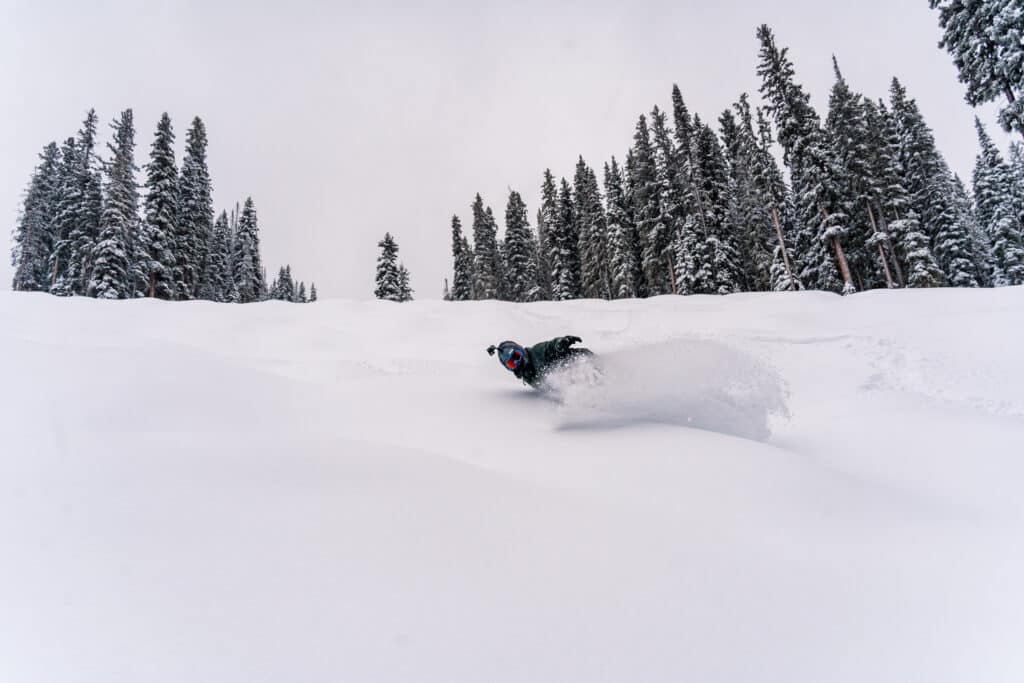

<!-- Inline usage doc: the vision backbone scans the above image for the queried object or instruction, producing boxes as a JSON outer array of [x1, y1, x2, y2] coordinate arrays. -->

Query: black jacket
[[515, 336, 588, 388]]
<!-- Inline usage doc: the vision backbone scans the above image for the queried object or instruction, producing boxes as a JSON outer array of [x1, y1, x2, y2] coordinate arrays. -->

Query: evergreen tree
[[11, 142, 60, 292], [889, 79, 978, 286], [751, 104, 801, 291], [537, 170, 560, 298], [693, 119, 742, 294], [631, 114, 671, 295], [199, 211, 232, 301], [176, 117, 214, 299], [550, 177, 582, 300], [873, 100, 945, 288], [826, 60, 893, 290], [503, 190, 540, 301], [449, 215, 474, 301], [574, 157, 610, 299], [90, 109, 138, 299], [603, 158, 638, 298], [973, 118, 1024, 285], [47, 138, 80, 294], [470, 194, 499, 299], [929, 0, 1024, 140], [309, 282, 318, 302], [757, 26, 854, 294], [140, 113, 179, 299], [231, 197, 264, 302], [951, 173, 995, 285], [297, 281, 307, 303], [374, 232, 402, 301], [397, 264, 413, 302]]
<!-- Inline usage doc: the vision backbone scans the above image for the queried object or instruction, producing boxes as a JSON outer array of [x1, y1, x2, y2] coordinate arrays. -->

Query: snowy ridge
[[2, 288, 1023, 682]]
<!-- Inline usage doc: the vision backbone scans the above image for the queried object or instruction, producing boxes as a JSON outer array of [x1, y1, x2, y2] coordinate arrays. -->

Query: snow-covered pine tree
[[631, 114, 671, 295], [574, 157, 610, 299], [693, 119, 742, 295], [47, 138, 81, 295], [649, 108, 686, 294], [50, 111, 102, 296], [449, 215, 474, 301], [11, 142, 60, 292], [973, 118, 1024, 285], [603, 157, 638, 299], [871, 100, 945, 288], [90, 109, 138, 299], [470, 194, 499, 299], [198, 211, 232, 301], [297, 281, 307, 303], [503, 190, 540, 301], [485, 206, 506, 300], [309, 282, 317, 302], [231, 197, 264, 302], [757, 25, 854, 294], [537, 170, 560, 299], [397, 264, 413, 302], [176, 117, 214, 300], [719, 99, 773, 292], [826, 59, 893, 290], [929, 0, 1024, 141], [550, 177, 582, 300], [889, 79, 978, 286], [951, 173, 995, 285], [668, 87, 713, 295], [623, 150, 647, 296], [140, 113, 179, 299], [71, 110, 102, 296], [374, 232, 401, 301]]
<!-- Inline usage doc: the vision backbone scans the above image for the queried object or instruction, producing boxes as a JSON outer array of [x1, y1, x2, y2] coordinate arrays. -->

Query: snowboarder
[[486, 336, 594, 389]]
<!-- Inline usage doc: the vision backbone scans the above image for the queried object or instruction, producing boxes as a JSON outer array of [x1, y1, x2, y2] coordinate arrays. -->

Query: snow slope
[[2, 288, 1023, 683]]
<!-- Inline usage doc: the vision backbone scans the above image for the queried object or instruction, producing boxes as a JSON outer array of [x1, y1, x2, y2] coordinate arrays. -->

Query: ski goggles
[[500, 347, 525, 370]]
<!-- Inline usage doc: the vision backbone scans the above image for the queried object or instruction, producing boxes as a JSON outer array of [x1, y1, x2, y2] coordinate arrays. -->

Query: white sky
[[1, 0, 1013, 299]]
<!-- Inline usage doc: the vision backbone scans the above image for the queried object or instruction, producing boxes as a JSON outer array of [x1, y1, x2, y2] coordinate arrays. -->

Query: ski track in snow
[[2, 288, 1024, 683]]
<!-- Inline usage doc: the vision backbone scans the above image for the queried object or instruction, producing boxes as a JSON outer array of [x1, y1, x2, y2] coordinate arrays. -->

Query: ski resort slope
[[2, 288, 1023, 683]]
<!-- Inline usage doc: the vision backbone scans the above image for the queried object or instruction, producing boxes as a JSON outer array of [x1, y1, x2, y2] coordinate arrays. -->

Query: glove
[[556, 336, 582, 351]]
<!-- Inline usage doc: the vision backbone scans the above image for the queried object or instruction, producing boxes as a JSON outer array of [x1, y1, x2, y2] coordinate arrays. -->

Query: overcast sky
[[1, 0, 1013, 299]]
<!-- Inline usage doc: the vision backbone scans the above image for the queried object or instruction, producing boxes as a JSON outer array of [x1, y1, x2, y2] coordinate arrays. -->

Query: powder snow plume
[[546, 338, 790, 440]]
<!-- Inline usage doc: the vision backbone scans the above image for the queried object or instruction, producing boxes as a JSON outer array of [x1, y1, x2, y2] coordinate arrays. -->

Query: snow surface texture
[[2, 288, 1023, 683]]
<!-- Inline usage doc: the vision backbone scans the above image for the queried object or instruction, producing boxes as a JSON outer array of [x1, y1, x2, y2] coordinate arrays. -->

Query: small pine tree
[[199, 211, 233, 301], [397, 264, 413, 302], [449, 215, 474, 301], [374, 232, 402, 301], [297, 281, 307, 304], [309, 282, 318, 302], [232, 197, 264, 303], [470, 194, 499, 299]]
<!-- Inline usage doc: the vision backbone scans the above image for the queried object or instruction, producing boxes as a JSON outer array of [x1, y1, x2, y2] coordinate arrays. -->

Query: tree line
[[446, 21, 1024, 301], [10, 109, 316, 303]]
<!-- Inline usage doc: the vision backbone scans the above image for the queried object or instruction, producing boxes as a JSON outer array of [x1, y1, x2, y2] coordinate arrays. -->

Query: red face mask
[[502, 348, 524, 370]]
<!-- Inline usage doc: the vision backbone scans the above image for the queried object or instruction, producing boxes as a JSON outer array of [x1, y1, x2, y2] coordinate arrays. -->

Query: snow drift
[[1, 288, 1023, 683]]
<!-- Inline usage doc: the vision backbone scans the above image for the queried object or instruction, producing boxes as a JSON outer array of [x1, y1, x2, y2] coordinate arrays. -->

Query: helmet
[[496, 341, 527, 372]]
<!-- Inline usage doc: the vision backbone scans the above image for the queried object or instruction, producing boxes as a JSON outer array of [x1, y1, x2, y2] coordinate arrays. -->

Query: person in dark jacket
[[487, 336, 591, 389]]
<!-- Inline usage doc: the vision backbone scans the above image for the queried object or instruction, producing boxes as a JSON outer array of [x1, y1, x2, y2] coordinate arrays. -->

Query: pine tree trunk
[[832, 237, 854, 291], [148, 272, 155, 298], [866, 202, 895, 288], [878, 207, 906, 287], [770, 206, 795, 283], [667, 253, 678, 295], [50, 254, 60, 288]]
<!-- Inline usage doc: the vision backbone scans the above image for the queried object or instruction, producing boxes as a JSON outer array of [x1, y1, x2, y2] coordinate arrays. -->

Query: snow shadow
[[547, 339, 789, 442]]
